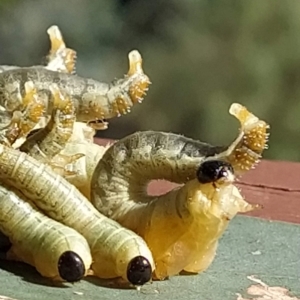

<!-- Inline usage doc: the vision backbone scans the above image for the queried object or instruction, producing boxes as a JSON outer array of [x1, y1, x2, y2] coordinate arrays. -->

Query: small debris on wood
[[236, 275, 299, 300]]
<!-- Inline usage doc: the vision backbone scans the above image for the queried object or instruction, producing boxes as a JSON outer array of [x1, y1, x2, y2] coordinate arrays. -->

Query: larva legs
[[0, 145, 155, 285], [20, 84, 76, 161], [0, 183, 92, 282], [217, 103, 270, 174], [0, 82, 45, 146], [0, 25, 75, 146], [90, 104, 268, 279]]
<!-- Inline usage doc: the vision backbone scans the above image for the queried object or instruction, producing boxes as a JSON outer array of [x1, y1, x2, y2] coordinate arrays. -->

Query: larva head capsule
[[126, 256, 152, 286], [196, 160, 234, 184], [57, 251, 85, 282]]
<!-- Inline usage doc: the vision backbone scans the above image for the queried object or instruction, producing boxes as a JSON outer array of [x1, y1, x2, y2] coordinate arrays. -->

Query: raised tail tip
[[229, 102, 269, 153], [46, 25, 77, 74], [128, 49, 145, 76], [126, 50, 151, 104], [47, 25, 66, 51]]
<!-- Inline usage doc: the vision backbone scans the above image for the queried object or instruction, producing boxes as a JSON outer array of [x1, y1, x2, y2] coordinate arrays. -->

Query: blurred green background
[[0, 0, 299, 161]]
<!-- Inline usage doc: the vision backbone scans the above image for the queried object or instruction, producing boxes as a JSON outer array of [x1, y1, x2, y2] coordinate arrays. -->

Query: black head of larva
[[127, 256, 152, 286], [196, 160, 234, 184], [58, 251, 85, 282]]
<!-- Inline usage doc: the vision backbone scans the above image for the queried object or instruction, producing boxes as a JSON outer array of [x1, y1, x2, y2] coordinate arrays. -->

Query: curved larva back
[[0, 183, 92, 281], [89, 130, 261, 279], [0, 146, 154, 284]]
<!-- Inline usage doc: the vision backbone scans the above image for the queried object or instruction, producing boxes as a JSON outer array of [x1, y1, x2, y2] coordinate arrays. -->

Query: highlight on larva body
[[0, 144, 154, 286], [0, 182, 92, 282]]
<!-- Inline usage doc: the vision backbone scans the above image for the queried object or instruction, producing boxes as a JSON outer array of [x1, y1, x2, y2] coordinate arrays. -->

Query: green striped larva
[[90, 103, 269, 279], [0, 146, 154, 286], [0, 182, 91, 282]]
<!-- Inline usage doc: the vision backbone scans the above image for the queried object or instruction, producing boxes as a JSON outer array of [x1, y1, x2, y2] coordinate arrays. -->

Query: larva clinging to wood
[[0, 146, 154, 286], [0, 183, 92, 282], [90, 103, 269, 279]]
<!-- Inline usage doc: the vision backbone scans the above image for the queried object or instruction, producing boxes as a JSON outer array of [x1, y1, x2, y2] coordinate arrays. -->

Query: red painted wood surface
[[94, 138, 300, 224]]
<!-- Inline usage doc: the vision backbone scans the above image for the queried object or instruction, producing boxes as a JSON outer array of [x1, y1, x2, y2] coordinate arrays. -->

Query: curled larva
[[0, 146, 154, 286], [90, 103, 269, 279], [92, 157, 258, 279], [0, 183, 92, 282], [57, 103, 268, 200]]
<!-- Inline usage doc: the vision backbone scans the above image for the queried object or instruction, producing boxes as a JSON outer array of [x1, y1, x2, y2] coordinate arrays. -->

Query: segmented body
[[0, 145, 154, 285], [0, 25, 76, 146], [87, 103, 269, 279], [0, 182, 92, 282], [56, 103, 268, 199], [0, 50, 149, 136]]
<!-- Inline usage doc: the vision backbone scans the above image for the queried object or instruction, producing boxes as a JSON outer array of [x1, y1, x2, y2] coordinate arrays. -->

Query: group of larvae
[[0, 26, 269, 287]]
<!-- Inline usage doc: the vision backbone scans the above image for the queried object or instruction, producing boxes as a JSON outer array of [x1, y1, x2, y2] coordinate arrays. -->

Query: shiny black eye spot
[[58, 251, 85, 282], [196, 160, 234, 184], [127, 256, 152, 285]]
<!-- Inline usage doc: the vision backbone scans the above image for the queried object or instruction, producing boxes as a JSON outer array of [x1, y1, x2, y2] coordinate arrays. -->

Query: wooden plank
[[0, 216, 299, 300]]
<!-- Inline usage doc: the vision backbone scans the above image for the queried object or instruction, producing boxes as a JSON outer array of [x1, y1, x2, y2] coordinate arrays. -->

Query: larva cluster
[[0, 25, 270, 289]]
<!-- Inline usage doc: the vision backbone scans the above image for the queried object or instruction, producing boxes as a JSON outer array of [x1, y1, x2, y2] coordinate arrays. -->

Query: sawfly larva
[[0, 183, 92, 282], [0, 48, 150, 138], [0, 146, 155, 286], [93, 158, 259, 279], [90, 103, 269, 279]]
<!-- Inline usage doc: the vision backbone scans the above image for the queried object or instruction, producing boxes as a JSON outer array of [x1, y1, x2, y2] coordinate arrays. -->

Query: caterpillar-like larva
[[92, 158, 258, 279], [0, 182, 91, 282], [56, 103, 268, 201], [90, 103, 269, 279], [0, 146, 154, 286]]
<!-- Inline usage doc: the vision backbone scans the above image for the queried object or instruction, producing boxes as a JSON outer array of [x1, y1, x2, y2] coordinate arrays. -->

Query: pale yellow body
[[52, 122, 108, 198], [0, 183, 92, 280], [89, 103, 268, 279], [133, 180, 255, 278], [0, 145, 154, 282]]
